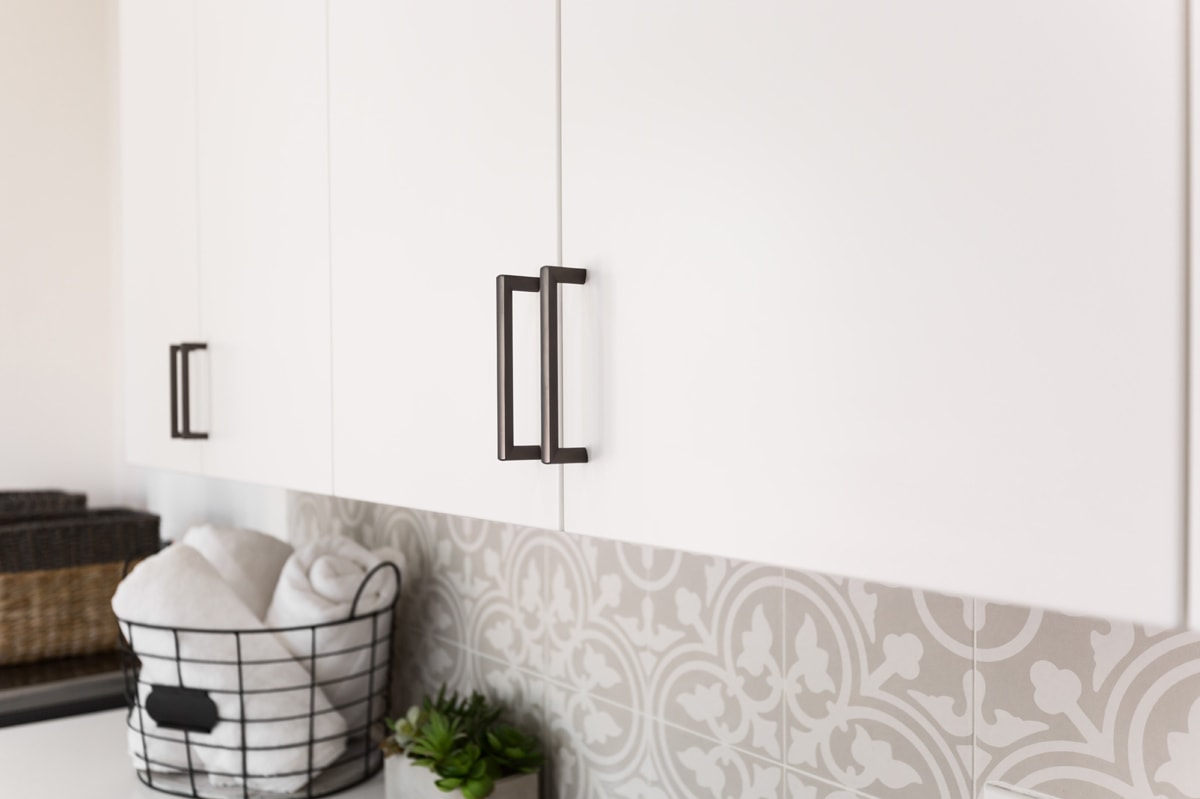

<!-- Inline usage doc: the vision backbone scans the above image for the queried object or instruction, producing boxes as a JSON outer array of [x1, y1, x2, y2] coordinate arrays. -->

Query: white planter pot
[[384, 755, 539, 799]]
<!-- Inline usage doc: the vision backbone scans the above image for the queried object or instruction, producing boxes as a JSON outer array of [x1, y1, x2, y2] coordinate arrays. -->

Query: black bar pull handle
[[170, 342, 208, 440], [497, 275, 541, 461], [540, 266, 588, 464]]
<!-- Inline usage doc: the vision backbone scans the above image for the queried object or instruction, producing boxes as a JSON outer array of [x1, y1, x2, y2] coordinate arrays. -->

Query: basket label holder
[[145, 685, 219, 734]]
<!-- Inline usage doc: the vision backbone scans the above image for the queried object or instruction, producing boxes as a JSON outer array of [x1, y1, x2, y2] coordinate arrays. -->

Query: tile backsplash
[[287, 492, 1200, 799]]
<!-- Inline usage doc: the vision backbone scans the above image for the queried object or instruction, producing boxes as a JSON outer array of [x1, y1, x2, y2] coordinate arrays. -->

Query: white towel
[[180, 523, 294, 621], [265, 536, 404, 734], [113, 544, 348, 794]]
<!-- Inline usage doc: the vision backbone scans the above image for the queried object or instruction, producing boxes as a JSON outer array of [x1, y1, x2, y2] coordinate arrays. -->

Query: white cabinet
[[120, 0, 1192, 627], [119, 0, 332, 494], [327, 0, 559, 528], [195, 0, 332, 494], [119, 0, 203, 475], [560, 0, 1187, 626]]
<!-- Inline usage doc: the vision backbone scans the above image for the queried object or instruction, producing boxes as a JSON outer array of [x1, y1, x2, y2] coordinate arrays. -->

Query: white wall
[[143, 470, 287, 542], [0, 0, 138, 506], [0, 0, 287, 541]]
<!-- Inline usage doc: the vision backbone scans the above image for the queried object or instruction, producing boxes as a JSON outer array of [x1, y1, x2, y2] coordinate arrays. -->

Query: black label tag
[[144, 685, 219, 734]]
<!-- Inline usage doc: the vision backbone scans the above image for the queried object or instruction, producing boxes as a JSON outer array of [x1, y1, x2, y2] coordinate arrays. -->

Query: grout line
[[555, 0, 566, 534], [654, 713, 879, 799], [191, 0, 203, 338], [972, 597, 978, 799], [1183, 0, 1193, 632], [778, 564, 789, 778], [324, 0, 336, 497]]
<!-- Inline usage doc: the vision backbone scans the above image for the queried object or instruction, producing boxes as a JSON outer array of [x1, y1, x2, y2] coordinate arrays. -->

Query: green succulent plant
[[433, 743, 494, 799], [406, 710, 464, 769], [382, 685, 542, 799], [485, 725, 543, 775]]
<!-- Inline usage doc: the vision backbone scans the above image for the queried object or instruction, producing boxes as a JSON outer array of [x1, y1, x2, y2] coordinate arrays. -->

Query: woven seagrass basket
[[0, 508, 160, 666], [0, 490, 86, 524]]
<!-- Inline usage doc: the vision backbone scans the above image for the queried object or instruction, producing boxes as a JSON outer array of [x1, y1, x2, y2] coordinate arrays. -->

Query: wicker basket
[[0, 509, 160, 666], [0, 490, 86, 523]]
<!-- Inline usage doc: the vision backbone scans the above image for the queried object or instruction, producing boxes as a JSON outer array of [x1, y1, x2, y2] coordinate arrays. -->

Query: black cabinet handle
[[540, 266, 588, 464], [496, 276, 541, 461], [169, 343, 208, 440]]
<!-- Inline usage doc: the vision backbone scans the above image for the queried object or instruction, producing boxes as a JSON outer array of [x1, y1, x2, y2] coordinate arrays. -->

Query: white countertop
[[0, 708, 385, 799]]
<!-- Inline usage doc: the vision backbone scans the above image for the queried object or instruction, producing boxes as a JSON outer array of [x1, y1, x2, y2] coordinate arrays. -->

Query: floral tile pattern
[[286, 492, 1200, 799], [543, 533, 648, 709], [974, 602, 1200, 799], [781, 571, 974, 799], [544, 683, 651, 799], [641, 549, 785, 761], [655, 721, 784, 799]]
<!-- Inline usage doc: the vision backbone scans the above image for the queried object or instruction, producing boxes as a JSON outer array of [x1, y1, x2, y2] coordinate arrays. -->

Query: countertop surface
[[0, 708, 385, 798]]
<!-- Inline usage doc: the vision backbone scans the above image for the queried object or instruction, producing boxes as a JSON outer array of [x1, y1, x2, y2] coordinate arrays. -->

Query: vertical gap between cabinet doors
[[1184, 0, 1194, 629], [325, 0, 336, 495], [191, 0, 203, 342], [555, 0, 565, 531]]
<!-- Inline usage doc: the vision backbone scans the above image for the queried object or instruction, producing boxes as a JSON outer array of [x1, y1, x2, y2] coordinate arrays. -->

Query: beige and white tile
[[544, 681, 652, 799], [784, 769, 871, 799], [644, 549, 786, 762], [974, 602, 1200, 799], [655, 720, 785, 799], [782, 571, 974, 799], [468, 651, 546, 740], [543, 531, 649, 710]]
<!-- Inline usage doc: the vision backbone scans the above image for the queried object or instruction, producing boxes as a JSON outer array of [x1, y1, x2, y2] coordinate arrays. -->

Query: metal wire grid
[[117, 561, 400, 799]]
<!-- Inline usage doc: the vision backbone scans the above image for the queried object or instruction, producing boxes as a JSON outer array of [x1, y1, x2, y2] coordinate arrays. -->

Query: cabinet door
[[119, 0, 204, 473], [195, 0, 332, 493], [562, 1, 1186, 625], [328, 0, 559, 528]]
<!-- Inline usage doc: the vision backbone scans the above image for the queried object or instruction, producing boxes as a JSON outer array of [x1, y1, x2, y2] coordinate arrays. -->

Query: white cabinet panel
[[562, 0, 1186, 625], [119, 0, 203, 474], [328, 0, 559, 528], [195, 0, 332, 493]]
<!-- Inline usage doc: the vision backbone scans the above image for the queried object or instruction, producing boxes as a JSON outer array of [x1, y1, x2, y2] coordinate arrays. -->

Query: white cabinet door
[[195, 0, 332, 493], [562, 0, 1186, 626], [328, 0, 559, 528], [119, 0, 204, 474]]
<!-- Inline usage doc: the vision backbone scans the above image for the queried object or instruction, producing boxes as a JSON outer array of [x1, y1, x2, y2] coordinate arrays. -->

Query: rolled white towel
[[113, 544, 348, 794], [180, 523, 294, 621], [265, 536, 404, 735]]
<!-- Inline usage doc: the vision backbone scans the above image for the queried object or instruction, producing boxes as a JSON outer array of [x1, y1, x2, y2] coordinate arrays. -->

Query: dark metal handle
[[540, 266, 588, 464], [170, 343, 208, 440], [497, 275, 541, 461]]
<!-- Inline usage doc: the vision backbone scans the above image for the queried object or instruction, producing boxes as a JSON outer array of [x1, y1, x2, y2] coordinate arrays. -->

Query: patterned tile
[[784, 770, 869, 799], [404, 625, 474, 705], [782, 571, 974, 799], [641, 548, 786, 762], [468, 652, 546, 739], [544, 532, 648, 709], [290, 493, 546, 666], [544, 681, 652, 799], [287, 490, 333, 545], [654, 721, 784, 799], [974, 602, 1200, 799], [288, 492, 1200, 799]]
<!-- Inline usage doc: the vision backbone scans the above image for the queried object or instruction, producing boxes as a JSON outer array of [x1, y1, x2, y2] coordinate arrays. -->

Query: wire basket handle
[[349, 560, 402, 619]]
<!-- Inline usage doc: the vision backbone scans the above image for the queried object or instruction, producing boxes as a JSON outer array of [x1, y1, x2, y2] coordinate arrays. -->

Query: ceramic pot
[[384, 755, 539, 799]]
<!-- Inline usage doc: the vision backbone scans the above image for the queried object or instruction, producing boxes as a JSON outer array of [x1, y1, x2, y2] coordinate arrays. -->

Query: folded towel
[[180, 523, 294, 621], [113, 544, 348, 794], [265, 536, 404, 734]]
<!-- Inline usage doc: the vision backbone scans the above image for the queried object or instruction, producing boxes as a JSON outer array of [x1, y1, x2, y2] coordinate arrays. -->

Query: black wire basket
[[118, 561, 401, 799]]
